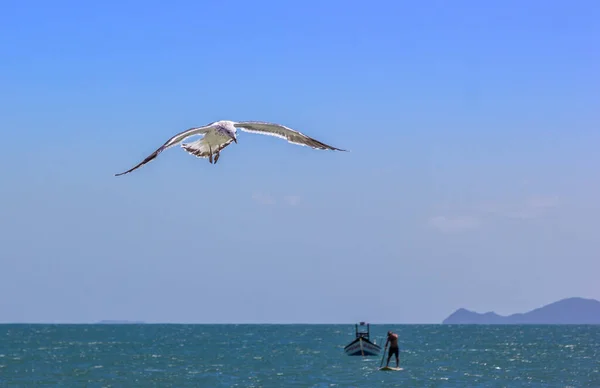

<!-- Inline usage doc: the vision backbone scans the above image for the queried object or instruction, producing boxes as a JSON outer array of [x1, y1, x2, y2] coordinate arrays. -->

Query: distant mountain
[[97, 320, 145, 324], [443, 297, 600, 324]]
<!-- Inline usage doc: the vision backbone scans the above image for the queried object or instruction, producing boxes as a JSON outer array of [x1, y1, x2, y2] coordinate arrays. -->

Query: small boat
[[343, 322, 382, 356]]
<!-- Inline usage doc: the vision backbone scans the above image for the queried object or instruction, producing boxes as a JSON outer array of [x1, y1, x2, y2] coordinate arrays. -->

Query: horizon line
[[0, 322, 440, 325]]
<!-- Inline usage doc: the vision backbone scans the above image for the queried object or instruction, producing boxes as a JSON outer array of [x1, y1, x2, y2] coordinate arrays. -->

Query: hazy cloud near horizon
[[429, 195, 562, 233], [252, 192, 302, 207]]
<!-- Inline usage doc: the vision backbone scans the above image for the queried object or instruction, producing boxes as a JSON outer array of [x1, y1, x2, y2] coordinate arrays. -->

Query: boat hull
[[344, 338, 381, 356]]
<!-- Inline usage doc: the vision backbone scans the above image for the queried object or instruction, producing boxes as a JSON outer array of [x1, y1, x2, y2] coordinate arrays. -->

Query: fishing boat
[[343, 322, 382, 356]]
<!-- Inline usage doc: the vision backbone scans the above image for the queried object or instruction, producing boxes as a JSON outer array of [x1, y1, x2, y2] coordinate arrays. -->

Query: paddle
[[379, 337, 388, 368]]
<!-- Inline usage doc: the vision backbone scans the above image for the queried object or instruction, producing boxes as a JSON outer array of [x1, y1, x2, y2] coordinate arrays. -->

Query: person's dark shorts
[[388, 346, 399, 357]]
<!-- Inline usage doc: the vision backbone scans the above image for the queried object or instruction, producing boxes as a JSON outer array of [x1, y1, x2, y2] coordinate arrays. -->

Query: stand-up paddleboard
[[379, 366, 403, 371]]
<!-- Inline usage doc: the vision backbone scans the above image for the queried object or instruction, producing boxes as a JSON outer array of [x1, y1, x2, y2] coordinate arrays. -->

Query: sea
[[0, 324, 598, 387]]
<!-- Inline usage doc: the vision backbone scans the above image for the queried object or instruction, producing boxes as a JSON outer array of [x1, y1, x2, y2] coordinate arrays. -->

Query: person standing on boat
[[384, 331, 400, 367]]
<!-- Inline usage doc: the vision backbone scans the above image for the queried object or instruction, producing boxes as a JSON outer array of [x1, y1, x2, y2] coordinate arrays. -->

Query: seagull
[[115, 120, 347, 176]]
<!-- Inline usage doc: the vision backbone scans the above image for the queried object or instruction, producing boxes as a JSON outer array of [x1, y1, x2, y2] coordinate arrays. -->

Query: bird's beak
[[233, 137, 237, 144]]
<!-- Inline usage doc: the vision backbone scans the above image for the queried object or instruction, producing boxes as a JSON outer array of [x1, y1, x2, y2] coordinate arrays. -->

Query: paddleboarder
[[384, 330, 400, 367]]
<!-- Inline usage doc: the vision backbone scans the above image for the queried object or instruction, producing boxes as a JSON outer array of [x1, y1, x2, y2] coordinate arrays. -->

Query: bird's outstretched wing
[[233, 121, 347, 151], [115, 123, 216, 176]]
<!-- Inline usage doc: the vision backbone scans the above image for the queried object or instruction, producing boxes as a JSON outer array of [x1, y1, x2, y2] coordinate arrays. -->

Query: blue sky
[[0, 0, 598, 323]]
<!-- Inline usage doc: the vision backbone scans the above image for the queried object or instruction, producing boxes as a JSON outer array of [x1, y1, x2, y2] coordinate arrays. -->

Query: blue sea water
[[0, 324, 598, 387]]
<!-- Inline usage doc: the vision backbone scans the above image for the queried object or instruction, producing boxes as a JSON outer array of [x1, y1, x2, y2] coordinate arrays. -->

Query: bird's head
[[229, 128, 238, 143], [224, 122, 238, 143]]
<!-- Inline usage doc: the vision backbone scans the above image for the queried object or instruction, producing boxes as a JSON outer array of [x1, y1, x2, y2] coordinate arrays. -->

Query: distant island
[[97, 320, 145, 324], [443, 297, 600, 324]]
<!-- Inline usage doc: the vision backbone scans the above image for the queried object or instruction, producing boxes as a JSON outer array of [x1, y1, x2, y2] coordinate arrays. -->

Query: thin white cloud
[[478, 195, 560, 220], [428, 215, 480, 233], [252, 192, 276, 205], [528, 195, 559, 209], [283, 195, 301, 207], [430, 195, 561, 231], [251, 193, 302, 207]]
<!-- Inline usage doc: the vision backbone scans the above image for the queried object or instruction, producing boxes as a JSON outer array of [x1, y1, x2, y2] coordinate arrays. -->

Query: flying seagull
[[115, 120, 347, 176]]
